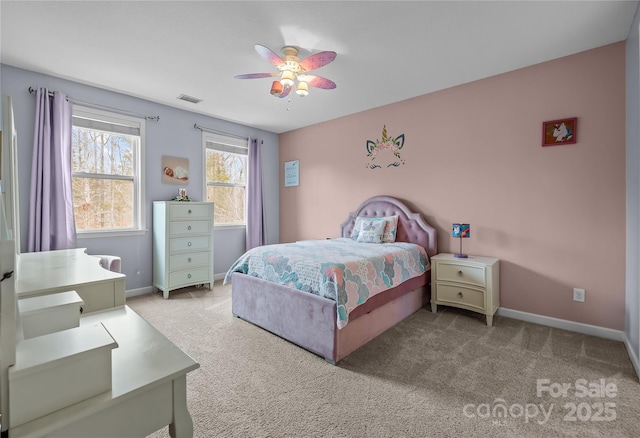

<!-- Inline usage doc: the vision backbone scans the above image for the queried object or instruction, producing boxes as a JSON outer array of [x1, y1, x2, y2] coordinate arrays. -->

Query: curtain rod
[[28, 86, 160, 122], [193, 123, 248, 141]]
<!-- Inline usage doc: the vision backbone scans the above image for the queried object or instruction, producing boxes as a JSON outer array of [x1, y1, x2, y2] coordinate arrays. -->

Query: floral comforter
[[224, 238, 428, 329]]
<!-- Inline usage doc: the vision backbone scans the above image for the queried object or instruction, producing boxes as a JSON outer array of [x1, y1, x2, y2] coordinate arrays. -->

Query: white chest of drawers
[[430, 253, 500, 326], [153, 201, 214, 299]]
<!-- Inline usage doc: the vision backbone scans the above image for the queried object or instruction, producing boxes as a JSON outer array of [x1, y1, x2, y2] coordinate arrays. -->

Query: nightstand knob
[[188, 225, 192, 230], [188, 209, 192, 214], [457, 270, 463, 277], [188, 274, 192, 279], [457, 291, 464, 298], [187, 258, 192, 263], [188, 241, 192, 247]]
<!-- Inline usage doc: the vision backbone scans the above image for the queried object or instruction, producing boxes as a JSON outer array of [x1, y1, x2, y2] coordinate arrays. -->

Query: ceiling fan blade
[[234, 73, 278, 79], [298, 74, 337, 89], [278, 85, 292, 98], [255, 44, 284, 68], [299, 51, 336, 71]]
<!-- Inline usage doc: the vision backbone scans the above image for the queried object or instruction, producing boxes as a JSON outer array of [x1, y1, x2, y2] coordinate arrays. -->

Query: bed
[[225, 195, 437, 364]]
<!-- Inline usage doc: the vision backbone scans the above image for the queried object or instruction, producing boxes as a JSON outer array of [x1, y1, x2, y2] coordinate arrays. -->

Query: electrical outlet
[[573, 288, 585, 302]]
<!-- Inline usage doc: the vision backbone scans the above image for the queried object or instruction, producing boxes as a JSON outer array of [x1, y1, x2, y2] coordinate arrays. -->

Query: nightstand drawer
[[169, 251, 211, 270], [437, 263, 485, 287], [169, 236, 211, 253], [169, 268, 210, 288], [437, 284, 485, 311], [169, 220, 211, 236], [169, 204, 211, 220]]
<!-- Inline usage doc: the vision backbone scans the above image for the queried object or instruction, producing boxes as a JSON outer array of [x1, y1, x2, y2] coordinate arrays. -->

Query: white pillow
[[356, 219, 387, 243]]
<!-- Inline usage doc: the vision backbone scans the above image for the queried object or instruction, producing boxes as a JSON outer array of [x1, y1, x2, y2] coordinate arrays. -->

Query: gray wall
[[626, 9, 640, 375], [1, 64, 279, 291]]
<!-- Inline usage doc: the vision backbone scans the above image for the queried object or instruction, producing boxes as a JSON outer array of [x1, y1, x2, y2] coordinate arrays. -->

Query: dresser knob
[[188, 209, 192, 214], [188, 225, 192, 230], [187, 258, 192, 263], [188, 274, 192, 279], [458, 292, 464, 298], [457, 270, 463, 277], [188, 241, 192, 247]]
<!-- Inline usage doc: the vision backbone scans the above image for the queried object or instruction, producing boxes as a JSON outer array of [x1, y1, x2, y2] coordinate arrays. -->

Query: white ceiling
[[1, 1, 637, 134]]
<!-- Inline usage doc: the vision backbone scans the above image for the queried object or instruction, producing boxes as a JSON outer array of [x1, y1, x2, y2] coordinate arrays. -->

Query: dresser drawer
[[169, 220, 210, 236], [437, 263, 485, 287], [436, 283, 485, 311], [169, 204, 211, 220], [169, 251, 211, 270], [169, 268, 211, 288], [169, 236, 211, 253]]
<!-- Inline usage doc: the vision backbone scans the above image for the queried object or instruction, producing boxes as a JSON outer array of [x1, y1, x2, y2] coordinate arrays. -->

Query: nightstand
[[430, 253, 500, 326]]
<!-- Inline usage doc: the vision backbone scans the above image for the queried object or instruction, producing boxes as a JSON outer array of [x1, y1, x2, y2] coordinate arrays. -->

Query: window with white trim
[[203, 132, 247, 226], [71, 106, 145, 235]]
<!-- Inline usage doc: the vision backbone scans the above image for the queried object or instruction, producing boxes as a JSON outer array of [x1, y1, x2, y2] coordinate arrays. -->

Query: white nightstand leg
[[486, 315, 493, 327], [431, 303, 437, 314]]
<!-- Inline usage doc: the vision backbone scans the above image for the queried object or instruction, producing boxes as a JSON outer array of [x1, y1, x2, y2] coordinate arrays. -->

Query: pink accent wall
[[279, 42, 626, 331]]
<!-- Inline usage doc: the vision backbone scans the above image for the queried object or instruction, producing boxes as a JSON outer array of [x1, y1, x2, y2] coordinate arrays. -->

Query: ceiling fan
[[234, 44, 337, 98]]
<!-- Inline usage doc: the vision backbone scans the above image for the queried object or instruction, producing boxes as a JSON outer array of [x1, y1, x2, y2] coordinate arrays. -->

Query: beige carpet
[[127, 282, 640, 438]]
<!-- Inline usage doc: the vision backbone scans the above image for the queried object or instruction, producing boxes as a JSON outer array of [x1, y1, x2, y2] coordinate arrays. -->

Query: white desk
[[15, 248, 125, 313], [10, 305, 200, 438]]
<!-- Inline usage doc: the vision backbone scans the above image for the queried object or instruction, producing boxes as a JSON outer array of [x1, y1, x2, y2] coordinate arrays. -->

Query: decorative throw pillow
[[351, 215, 399, 243], [351, 216, 386, 240], [356, 219, 387, 243], [381, 215, 399, 243]]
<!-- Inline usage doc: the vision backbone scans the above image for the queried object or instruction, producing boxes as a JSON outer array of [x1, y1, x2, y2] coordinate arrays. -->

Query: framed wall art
[[542, 117, 577, 147], [162, 155, 189, 184], [284, 160, 299, 187]]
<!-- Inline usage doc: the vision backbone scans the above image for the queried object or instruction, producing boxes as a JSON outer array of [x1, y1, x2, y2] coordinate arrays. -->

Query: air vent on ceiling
[[177, 94, 203, 104]]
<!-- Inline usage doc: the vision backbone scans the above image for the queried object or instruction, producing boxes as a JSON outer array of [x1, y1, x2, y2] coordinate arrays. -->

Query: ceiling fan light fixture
[[296, 81, 309, 96], [280, 70, 295, 87], [270, 80, 283, 96], [235, 44, 337, 98]]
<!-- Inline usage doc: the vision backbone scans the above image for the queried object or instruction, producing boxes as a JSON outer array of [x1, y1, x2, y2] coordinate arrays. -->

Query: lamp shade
[[452, 223, 470, 238], [296, 81, 309, 96], [452, 223, 470, 258], [280, 70, 295, 87], [270, 80, 283, 96]]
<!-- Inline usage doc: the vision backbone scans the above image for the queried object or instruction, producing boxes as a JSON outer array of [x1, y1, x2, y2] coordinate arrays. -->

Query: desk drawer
[[169, 268, 210, 288], [437, 283, 485, 311], [169, 251, 210, 270], [169, 204, 211, 220], [437, 263, 485, 287], [169, 220, 210, 236], [169, 236, 210, 253]]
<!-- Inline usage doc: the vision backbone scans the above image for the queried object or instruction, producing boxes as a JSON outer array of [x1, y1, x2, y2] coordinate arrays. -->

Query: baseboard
[[624, 336, 640, 381], [125, 277, 226, 298], [126, 286, 155, 298], [497, 307, 624, 342]]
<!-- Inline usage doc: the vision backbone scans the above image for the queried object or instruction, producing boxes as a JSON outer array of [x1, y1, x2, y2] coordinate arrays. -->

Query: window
[[71, 106, 145, 236], [203, 132, 247, 226]]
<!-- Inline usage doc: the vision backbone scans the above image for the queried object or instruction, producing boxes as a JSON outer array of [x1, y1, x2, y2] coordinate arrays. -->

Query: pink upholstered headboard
[[339, 195, 438, 258]]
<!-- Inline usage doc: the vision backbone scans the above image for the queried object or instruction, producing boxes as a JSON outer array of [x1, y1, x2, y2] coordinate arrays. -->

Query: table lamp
[[452, 223, 470, 258]]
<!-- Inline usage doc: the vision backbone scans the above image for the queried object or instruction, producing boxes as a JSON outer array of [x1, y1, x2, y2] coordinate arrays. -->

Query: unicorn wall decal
[[365, 125, 406, 169]]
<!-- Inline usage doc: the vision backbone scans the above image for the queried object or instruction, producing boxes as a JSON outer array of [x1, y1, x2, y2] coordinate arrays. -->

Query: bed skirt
[[230, 272, 429, 364]]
